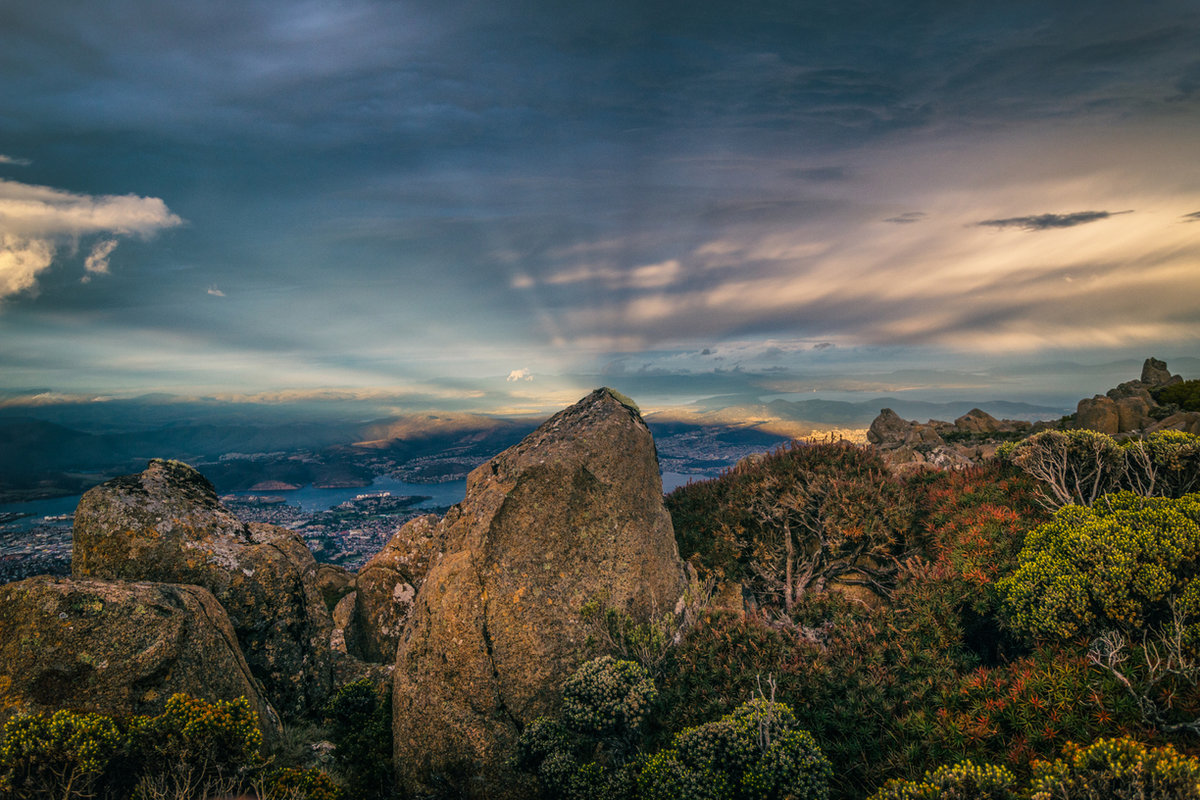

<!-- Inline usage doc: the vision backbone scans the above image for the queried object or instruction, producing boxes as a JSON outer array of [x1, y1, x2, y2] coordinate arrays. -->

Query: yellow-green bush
[[562, 656, 657, 740], [867, 759, 1018, 800], [0, 709, 122, 800], [638, 698, 832, 800], [999, 492, 1200, 643], [128, 693, 262, 788], [1028, 737, 1200, 800]]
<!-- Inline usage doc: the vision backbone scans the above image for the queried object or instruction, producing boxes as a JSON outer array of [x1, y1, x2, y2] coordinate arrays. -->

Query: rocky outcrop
[[353, 514, 441, 663], [0, 575, 280, 740], [313, 563, 355, 613], [392, 389, 687, 799], [1142, 357, 1183, 388], [72, 459, 333, 718]]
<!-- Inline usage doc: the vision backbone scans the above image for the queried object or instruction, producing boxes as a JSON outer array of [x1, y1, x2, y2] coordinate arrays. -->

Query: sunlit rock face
[[72, 459, 333, 718], [0, 574, 281, 742], [392, 388, 686, 800]]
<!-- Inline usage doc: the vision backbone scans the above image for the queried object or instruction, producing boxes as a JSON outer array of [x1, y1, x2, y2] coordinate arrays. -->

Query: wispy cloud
[[884, 212, 925, 224], [0, 155, 31, 167], [976, 210, 1132, 231], [1183, 211, 1200, 222], [0, 179, 182, 300], [81, 239, 119, 281], [207, 286, 226, 297]]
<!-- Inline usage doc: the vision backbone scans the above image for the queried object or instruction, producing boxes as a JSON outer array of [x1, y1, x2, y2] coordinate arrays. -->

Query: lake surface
[[1, 470, 714, 531]]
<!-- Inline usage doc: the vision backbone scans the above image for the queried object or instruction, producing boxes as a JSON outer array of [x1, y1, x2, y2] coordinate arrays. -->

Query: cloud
[[0, 155, 31, 167], [975, 210, 1131, 231], [82, 239, 119, 281], [207, 286, 226, 297], [1183, 211, 1200, 222], [506, 368, 533, 382], [884, 212, 925, 224], [812, 342, 835, 350], [0, 178, 182, 300]]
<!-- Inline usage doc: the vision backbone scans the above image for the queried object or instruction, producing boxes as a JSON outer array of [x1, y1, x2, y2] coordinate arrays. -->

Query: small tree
[[1005, 430, 1125, 510]]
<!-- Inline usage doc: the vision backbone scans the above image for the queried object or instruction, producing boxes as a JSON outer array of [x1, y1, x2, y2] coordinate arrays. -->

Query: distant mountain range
[[0, 390, 1071, 503]]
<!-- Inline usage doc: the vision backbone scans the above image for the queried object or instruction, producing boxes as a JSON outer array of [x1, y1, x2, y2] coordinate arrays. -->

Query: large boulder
[[353, 514, 441, 663], [0, 575, 280, 741], [954, 408, 1000, 434], [392, 389, 686, 798], [1074, 395, 1120, 435], [867, 408, 911, 447], [72, 459, 333, 718]]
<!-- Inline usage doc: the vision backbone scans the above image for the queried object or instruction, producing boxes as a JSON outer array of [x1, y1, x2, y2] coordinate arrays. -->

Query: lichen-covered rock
[[0, 575, 280, 741], [867, 408, 911, 447], [1146, 411, 1200, 435], [313, 563, 354, 613], [1115, 395, 1153, 433], [392, 389, 686, 799], [72, 459, 333, 718], [353, 514, 440, 663], [1074, 395, 1120, 435]]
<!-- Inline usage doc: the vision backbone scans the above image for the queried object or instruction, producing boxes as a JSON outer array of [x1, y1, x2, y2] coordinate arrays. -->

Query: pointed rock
[[392, 389, 686, 798]]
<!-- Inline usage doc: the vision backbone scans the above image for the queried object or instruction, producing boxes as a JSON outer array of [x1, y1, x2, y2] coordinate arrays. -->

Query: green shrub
[[562, 656, 657, 740], [1123, 431, 1200, 498], [322, 679, 392, 800], [127, 693, 263, 790], [999, 492, 1200, 643], [867, 759, 1019, 800], [667, 440, 913, 610], [0, 709, 123, 800], [639, 698, 832, 800], [257, 766, 346, 800], [1154, 380, 1200, 412], [1005, 430, 1125, 509], [1028, 737, 1200, 800]]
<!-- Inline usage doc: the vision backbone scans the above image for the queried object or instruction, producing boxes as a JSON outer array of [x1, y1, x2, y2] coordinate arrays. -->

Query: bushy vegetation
[[667, 440, 913, 609], [999, 492, 1200, 644], [322, 678, 393, 800], [1028, 737, 1200, 800], [1003, 430, 1200, 509], [867, 760, 1018, 800], [0, 694, 343, 800], [1154, 379, 1200, 413]]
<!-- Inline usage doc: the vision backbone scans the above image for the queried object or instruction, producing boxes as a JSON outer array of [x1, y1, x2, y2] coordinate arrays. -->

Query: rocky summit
[[392, 388, 687, 799], [71, 458, 334, 718], [0, 575, 281, 741]]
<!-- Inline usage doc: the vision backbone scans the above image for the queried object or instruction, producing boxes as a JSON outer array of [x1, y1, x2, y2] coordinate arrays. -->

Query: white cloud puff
[[0, 178, 183, 300], [506, 368, 533, 382], [207, 286, 226, 297]]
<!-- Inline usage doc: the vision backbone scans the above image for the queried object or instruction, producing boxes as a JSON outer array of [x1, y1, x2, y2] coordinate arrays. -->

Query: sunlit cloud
[[0, 179, 182, 300], [207, 286, 226, 297], [506, 368, 533, 382], [81, 238, 119, 281], [0, 155, 32, 167]]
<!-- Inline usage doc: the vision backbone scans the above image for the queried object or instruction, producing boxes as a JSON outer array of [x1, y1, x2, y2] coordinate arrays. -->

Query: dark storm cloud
[[976, 211, 1132, 231]]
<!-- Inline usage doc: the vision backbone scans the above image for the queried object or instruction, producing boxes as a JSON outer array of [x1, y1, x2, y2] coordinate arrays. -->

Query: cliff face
[[71, 459, 334, 717], [392, 388, 687, 799]]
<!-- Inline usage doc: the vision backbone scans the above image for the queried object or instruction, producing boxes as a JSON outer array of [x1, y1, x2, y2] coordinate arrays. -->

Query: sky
[[1, 0, 1198, 414]]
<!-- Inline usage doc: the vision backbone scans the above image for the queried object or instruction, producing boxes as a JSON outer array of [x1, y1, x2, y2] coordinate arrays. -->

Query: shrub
[[1028, 737, 1200, 800], [1123, 431, 1200, 499], [256, 766, 345, 800], [667, 440, 913, 610], [1005, 430, 1125, 509], [322, 679, 392, 800], [867, 759, 1019, 800], [1154, 379, 1200, 412], [562, 656, 657, 741], [999, 492, 1200, 644], [639, 698, 832, 800], [127, 693, 263, 790], [0, 709, 123, 800]]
